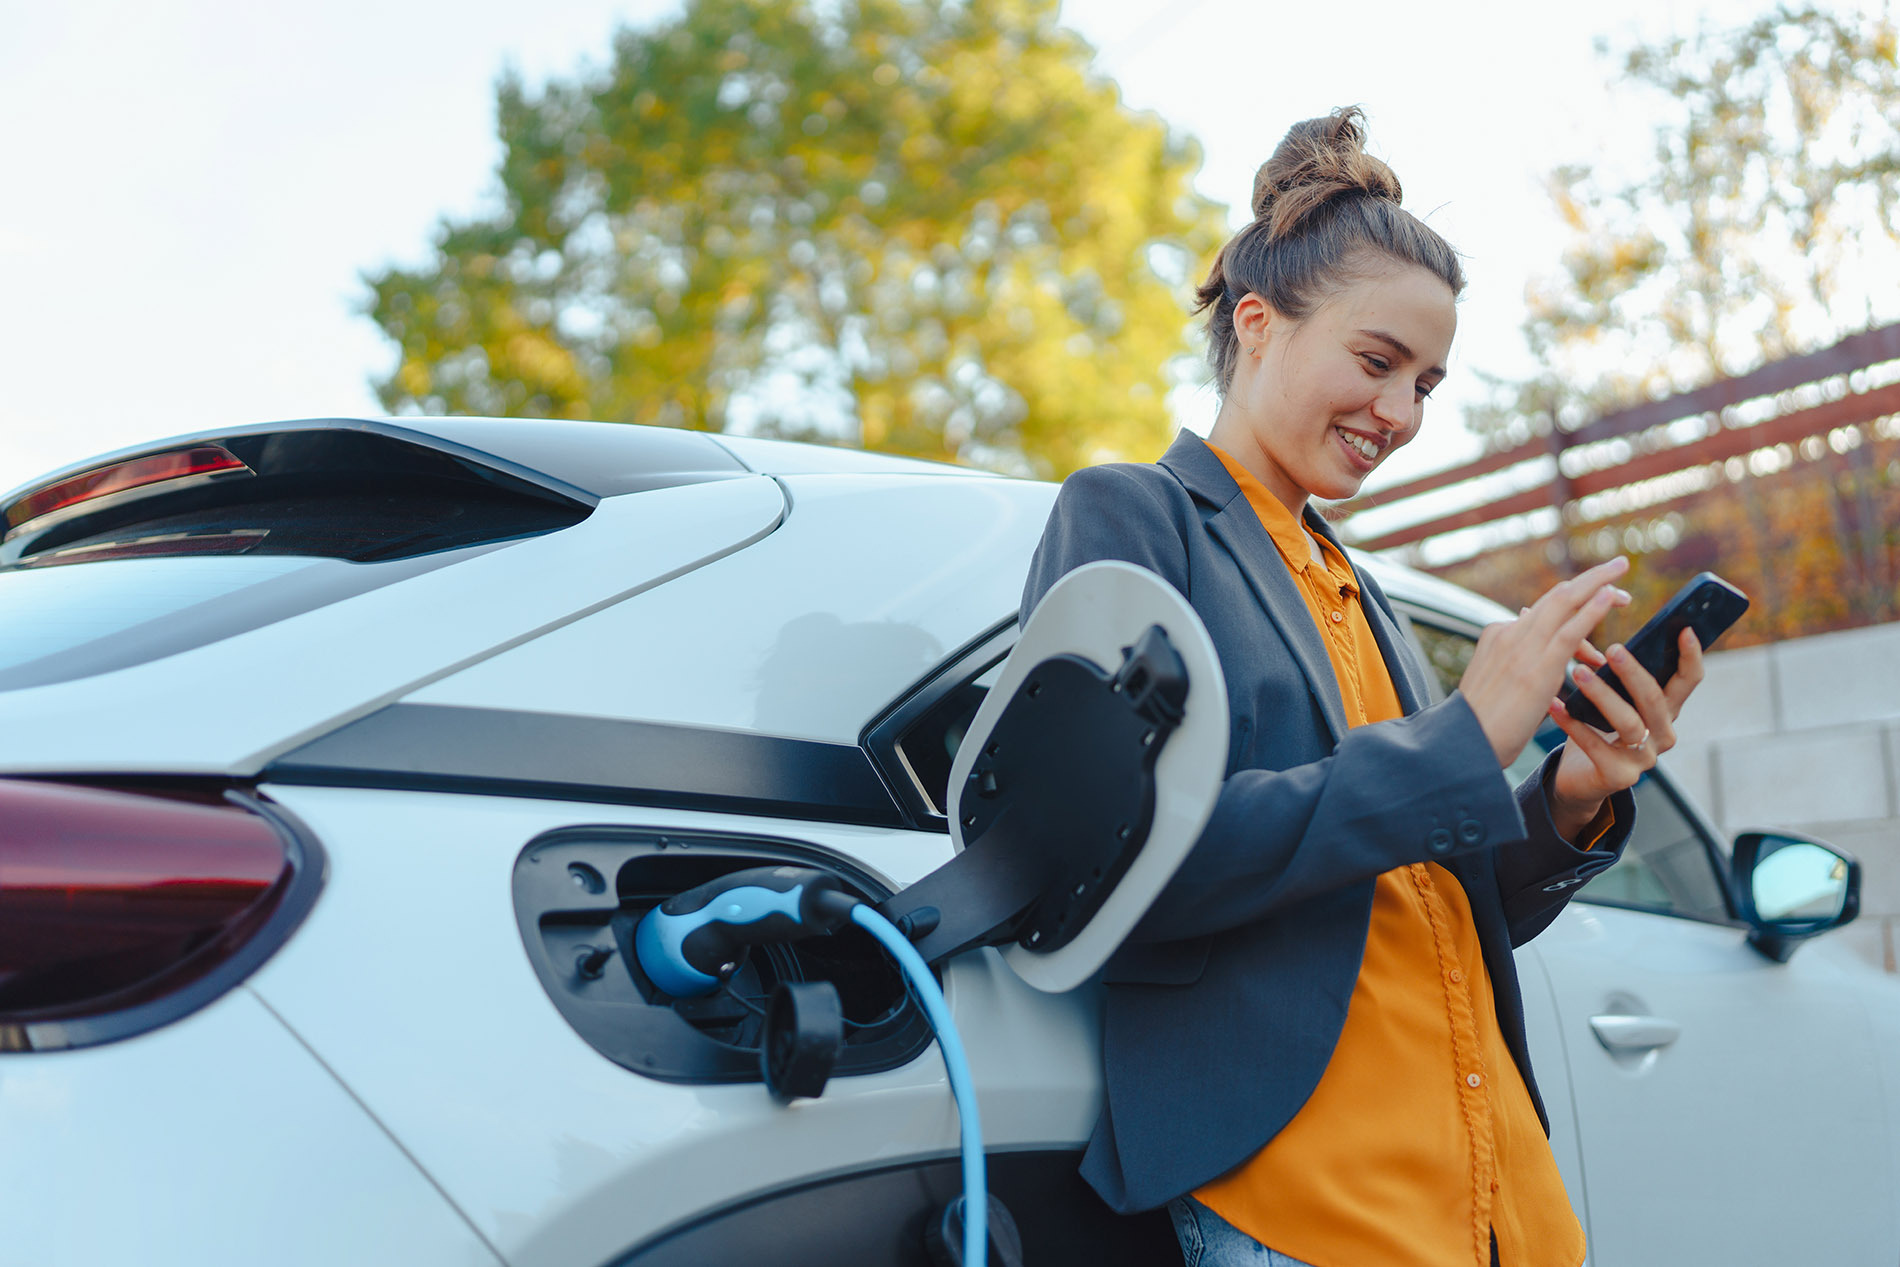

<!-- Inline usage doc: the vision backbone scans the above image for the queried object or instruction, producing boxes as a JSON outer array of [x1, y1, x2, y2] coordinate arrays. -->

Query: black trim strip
[[861, 617, 1017, 830], [266, 704, 906, 827]]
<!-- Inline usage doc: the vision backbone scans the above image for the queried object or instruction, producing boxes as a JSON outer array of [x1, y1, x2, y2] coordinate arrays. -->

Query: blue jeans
[[1165, 1197, 1317, 1267], [1167, 1197, 1508, 1266]]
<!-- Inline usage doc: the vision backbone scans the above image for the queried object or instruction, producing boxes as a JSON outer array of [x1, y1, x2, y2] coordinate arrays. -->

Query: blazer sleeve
[[1021, 460, 1633, 947], [1497, 744, 1634, 945], [1020, 462, 1196, 608]]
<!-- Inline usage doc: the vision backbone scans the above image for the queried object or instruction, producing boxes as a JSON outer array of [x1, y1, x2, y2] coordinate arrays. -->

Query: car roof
[[709, 433, 991, 478], [1349, 547, 1514, 629]]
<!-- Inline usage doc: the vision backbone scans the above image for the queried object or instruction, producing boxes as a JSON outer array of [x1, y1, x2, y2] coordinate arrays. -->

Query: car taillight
[[0, 780, 322, 1051], [3, 444, 250, 532]]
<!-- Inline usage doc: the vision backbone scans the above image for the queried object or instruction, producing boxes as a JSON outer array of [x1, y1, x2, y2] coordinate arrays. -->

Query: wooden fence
[[1341, 323, 1900, 559]]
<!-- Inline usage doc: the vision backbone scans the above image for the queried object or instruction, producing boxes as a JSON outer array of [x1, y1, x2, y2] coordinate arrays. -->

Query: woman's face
[[1221, 260, 1457, 512]]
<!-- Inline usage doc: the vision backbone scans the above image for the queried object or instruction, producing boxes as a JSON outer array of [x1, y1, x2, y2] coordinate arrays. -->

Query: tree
[[1468, 2, 1900, 450], [363, 0, 1225, 477], [1423, 3, 1900, 640]]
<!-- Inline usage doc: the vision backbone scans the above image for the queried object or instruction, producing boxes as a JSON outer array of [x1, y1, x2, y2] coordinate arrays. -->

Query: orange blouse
[[1192, 441, 1585, 1267]]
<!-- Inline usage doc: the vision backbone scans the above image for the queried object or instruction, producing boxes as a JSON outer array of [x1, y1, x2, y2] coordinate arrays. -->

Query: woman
[[1019, 109, 1704, 1267]]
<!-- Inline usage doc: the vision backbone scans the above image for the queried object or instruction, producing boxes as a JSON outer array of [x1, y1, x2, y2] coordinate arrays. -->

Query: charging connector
[[633, 866, 993, 1267]]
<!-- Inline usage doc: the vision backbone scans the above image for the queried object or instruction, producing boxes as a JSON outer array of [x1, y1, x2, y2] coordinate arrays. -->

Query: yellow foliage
[[365, 0, 1225, 475]]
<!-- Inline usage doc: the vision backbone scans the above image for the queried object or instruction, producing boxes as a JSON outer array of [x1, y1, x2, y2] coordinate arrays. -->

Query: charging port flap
[[879, 561, 1228, 993]]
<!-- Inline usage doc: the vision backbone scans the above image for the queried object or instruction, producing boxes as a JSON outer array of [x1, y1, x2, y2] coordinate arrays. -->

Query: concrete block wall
[[1661, 621, 1900, 971]]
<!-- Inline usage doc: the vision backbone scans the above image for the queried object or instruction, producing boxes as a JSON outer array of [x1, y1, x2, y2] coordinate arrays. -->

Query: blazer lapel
[[1158, 432, 1350, 745]]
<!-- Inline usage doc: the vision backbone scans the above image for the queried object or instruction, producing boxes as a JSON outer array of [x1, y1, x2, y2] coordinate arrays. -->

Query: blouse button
[[1330, 610, 1344, 623], [1466, 1073, 1483, 1088], [1448, 969, 1464, 984]]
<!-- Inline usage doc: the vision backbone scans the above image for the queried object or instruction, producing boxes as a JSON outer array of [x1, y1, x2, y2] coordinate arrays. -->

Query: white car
[[1, 417, 1891, 1267]]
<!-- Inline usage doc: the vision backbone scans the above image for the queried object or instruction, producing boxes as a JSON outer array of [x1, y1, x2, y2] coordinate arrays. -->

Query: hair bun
[[1251, 106, 1402, 240]]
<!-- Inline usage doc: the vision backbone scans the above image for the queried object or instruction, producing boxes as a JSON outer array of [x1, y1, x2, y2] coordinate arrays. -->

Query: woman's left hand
[[1544, 626, 1706, 842]]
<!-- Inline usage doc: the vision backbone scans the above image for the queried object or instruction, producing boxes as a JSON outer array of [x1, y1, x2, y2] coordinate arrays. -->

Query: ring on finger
[[1619, 729, 1651, 750]]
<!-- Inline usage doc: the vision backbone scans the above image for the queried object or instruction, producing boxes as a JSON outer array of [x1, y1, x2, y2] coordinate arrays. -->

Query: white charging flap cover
[[947, 560, 1227, 992]]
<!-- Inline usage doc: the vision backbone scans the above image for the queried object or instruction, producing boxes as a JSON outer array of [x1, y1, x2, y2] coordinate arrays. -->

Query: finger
[[1550, 699, 1641, 767], [1530, 565, 1633, 641], [1549, 580, 1631, 655], [1548, 698, 1653, 782], [1663, 627, 1705, 709], [1545, 609, 1609, 668], [1563, 555, 1632, 593], [1522, 558, 1631, 632], [1604, 643, 1677, 750], [1543, 558, 1633, 617], [1570, 662, 1646, 744]]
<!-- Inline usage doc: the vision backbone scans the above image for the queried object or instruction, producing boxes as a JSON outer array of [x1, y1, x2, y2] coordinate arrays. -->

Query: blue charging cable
[[634, 866, 989, 1267], [849, 902, 987, 1267]]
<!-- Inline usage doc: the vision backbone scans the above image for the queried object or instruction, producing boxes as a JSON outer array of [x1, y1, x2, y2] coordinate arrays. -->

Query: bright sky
[[0, 0, 1770, 497]]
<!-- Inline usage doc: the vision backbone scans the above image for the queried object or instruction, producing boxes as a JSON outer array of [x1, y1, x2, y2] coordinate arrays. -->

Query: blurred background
[[0, 8, 1820, 451], [4, 0, 1899, 632], [6, 0, 1900, 960]]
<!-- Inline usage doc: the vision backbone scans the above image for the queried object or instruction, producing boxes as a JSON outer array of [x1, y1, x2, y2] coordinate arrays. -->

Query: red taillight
[[4, 444, 250, 531], [0, 781, 311, 1046]]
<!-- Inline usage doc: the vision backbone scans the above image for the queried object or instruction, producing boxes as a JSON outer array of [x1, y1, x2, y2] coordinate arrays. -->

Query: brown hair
[[1194, 107, 1465, 393]]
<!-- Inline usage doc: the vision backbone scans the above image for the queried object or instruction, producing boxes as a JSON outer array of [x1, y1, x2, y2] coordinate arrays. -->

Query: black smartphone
[[1559, 571, 1749, 731]]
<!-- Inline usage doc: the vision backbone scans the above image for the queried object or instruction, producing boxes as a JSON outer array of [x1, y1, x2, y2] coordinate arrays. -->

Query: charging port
[[512, 827, 933, 1084]]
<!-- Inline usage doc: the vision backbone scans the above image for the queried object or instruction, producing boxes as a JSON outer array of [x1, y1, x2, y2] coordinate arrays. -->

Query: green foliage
[[1471, 2, 1900, 450], [364, 0, 1225, 476]]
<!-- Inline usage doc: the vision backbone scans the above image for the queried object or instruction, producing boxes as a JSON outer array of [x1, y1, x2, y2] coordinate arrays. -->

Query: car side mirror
[[1732, 831, 1860, 963]]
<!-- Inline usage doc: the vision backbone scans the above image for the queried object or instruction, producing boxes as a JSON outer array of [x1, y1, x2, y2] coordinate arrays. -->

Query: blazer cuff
[[1508, 743, 1635, 897]]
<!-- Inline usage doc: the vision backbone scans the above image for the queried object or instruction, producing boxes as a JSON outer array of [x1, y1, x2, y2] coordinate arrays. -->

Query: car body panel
[[0, 986, 503, 1267], [407, 474, 1054, 744], [1382, 581, 1900, 1260], [1510, 943, 1592, 1247], [0, 477, 785, 775], [244, 783, 1101, 1267], [1528, 905, 1895, 1265], [8, 418, 1900, 1266]]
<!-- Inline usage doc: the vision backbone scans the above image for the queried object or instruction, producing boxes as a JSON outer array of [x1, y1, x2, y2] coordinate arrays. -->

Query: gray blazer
[[1020, 429, 1633, 1215]]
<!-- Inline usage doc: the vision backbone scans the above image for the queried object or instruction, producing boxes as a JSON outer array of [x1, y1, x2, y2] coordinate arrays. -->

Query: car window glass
[[1577, 776, 1731, 920], [0, 474, 587, 691], [0, 555, 318, 675], [0, 549, 503, 692], [1406, 616, 1730, 923], [892, 656, 1004, 818], [1410, 620, 1477, 702]]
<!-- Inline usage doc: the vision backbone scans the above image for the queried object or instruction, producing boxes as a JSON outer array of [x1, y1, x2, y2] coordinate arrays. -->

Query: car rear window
[[0, 542, 512, 692], [2, 554, 316, 672], [0, 450, 594, 691]]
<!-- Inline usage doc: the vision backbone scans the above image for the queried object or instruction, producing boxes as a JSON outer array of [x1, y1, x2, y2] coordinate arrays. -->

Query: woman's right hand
[[1457, 557, 1633, 770]]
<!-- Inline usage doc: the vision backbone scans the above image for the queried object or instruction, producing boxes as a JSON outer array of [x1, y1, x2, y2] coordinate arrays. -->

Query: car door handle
[[1589, 1013, 1682, 1053]]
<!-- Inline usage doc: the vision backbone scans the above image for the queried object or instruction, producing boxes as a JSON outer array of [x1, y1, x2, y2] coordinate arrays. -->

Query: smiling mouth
[[1336, 428, 1380, 461]]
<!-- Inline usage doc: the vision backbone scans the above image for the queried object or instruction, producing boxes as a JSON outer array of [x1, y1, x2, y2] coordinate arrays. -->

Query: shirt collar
[[1201, 438, 1358, 594]]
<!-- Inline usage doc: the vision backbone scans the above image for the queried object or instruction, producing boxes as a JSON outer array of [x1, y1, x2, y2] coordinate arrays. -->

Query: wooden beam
[[1341, 438, 1545, 513], [1348, 381, 1900, 552], [1568, 323, 1900, 446], [1350, 485, 1555, 552], [1568, 381, 1900, 497]]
